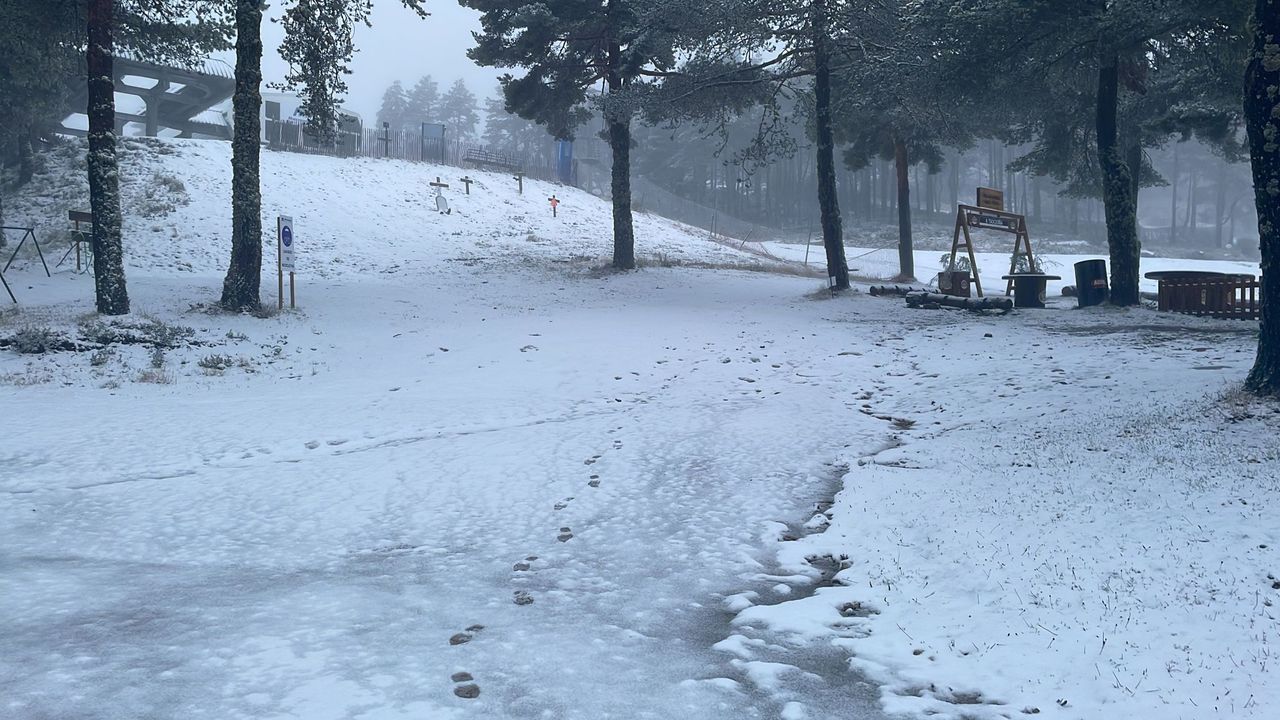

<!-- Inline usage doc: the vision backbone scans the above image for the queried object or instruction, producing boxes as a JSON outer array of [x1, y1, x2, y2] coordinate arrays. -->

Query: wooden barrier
[[1158, 277, 1260, 320]]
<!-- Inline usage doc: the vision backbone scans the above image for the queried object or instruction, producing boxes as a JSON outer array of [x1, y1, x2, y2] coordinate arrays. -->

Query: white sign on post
[[277, 215, 296, 309], [278, 215, 296, 271]]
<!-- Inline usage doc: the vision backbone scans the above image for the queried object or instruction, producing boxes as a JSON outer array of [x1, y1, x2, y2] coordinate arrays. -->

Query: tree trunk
[[1245, 0, 1280, 394], [605, 113, 635, 271], [894, 136, 915, 280], [222, 0, 264, 310], [1186, 169, 1197, 230], [1095, 51, 1140, 306], [86, 0, 129, 315], [1215, 161, 1228, 247], [18, 127, 35, 185], [949, 148, 959, 208], [811, 0, 848, 289], [604, 21, 635, 270], [1169, 144, 1179, 244]]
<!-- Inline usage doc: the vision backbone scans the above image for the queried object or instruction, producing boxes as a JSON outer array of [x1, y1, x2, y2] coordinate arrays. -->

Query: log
[[869, 284, 926, 296], [905, 291, 1013, 314]]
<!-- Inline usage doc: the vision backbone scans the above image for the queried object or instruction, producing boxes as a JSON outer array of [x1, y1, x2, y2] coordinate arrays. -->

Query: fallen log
[[869, 284, 926, 296], [905, 291, 1013, 314]]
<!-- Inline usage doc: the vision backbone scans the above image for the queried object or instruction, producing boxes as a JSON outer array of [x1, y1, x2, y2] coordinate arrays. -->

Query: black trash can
[[1074, 259, 1109, 307]]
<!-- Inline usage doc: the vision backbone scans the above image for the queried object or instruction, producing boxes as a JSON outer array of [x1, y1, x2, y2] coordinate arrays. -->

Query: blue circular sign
[[282, 225, 293, 247]]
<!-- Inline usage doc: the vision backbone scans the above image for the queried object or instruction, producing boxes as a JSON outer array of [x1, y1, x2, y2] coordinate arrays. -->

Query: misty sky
[[244, 1, 505, 123]]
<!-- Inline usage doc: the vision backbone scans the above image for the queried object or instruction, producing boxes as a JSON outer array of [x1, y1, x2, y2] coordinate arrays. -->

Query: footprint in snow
[[512, 555, 538, 571], [584, 455, 600, 465], [513, 590, 534, 605], [553, 497, 573, 511], [557, 527, 574, 542], [451, 672, 480, 699], [588, 475, 600, 488]]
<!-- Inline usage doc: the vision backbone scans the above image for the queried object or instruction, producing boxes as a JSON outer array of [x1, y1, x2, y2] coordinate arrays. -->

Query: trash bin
[[1074, 259, 1108, 307]]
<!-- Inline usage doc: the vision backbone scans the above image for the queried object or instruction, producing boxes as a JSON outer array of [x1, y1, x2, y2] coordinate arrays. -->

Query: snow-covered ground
[[2, 139, 1277, 720]]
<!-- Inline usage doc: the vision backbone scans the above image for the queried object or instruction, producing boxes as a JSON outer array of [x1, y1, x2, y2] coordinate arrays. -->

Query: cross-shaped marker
[[429, 176, 450, 189], [460, 176, 473, 194], [548, 195, 560, 217]]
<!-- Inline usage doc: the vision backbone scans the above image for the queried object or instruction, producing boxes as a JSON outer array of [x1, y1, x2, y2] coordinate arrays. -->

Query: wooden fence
[[261, 119, 563, 183], [1158, 276, 1261, 320]]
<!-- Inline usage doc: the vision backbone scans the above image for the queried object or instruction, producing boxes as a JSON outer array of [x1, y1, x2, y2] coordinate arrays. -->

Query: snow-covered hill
[[2, 138, 1277, 720], [2, 137, 799, 280]]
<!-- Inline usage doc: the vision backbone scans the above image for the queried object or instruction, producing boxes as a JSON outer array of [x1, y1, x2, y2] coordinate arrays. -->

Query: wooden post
[[289, 271, 295, 309], [514, 172, 524, 194], [277, 242, 284, 310], [460, 176, 473, 195], [548, 195, 559, 217]]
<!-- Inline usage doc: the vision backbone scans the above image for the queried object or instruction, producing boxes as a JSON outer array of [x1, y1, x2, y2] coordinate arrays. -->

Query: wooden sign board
[[966, 211, 1019, 232], [977, 187, 1004, 212]]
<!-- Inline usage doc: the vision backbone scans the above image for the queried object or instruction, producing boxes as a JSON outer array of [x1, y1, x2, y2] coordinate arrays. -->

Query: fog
[[221, 1, 503, 123]]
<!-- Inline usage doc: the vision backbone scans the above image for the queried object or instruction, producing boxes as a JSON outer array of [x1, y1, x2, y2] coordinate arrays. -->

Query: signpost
[[277, 215, 296, 309], [977, 186, 1004, 211], [944, 193, 1038, 298], [421, 123, 446, 163]]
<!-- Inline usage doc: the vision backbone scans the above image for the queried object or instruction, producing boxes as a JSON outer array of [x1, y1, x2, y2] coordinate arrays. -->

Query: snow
[[2, 138, 1278, 720]]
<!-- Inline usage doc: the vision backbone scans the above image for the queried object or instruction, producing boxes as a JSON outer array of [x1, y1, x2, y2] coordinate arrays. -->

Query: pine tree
[[924, 0, 1250, 305], [1244, 0, 1280, 394], [406, 75, 440, 126], [221, 0, 264, 311], [640, 0, 901, 290], [439, 79, 480, 142], [462, 0, 684, 270], [86, 0, 128, 314], [833, 5, 970, 282], [222, 1, 426, 310], [376, 80, 410, 134], [5, 0, 230, 313], [482, 91, 553, 157]]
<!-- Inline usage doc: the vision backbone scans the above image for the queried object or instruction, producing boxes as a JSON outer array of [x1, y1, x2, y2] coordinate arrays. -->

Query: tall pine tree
[[1244, 0, 1280, 394], [463, 0, 683, 270], [439, 79, 480, 141], [86, 0, 128, 313], [925, 0, 1249, 305], [221, 0, 426, 310], [376, 80, 410, 134], [406, 75, 440, 126]]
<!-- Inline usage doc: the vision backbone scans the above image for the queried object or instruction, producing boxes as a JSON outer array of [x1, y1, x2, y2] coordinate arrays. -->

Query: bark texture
[[1095, 52, 1141, 306], [604, 19, 634, 271], [812, 0, 849, 290], [894, 136, 915, 281], [607, 114, 635, 270], [222, 0, 264, 310], [1245, 0, 1280, 394], [86, 0, 129, 315]]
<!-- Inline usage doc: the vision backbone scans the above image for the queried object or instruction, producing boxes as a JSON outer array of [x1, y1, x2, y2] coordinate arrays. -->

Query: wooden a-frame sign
[[946, 203, 1038, 298]]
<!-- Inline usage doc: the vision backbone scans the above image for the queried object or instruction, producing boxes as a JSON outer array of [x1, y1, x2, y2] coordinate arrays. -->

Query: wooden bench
[[462, 147, 521, 172], [58, 210, 94, 274]]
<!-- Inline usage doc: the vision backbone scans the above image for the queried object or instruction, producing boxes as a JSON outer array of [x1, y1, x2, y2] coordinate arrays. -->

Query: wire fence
[[261, 119, 565, 183]]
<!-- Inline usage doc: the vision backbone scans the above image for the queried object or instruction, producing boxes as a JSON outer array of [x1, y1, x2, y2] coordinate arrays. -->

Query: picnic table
[[1001, 273, 1061, 309]]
